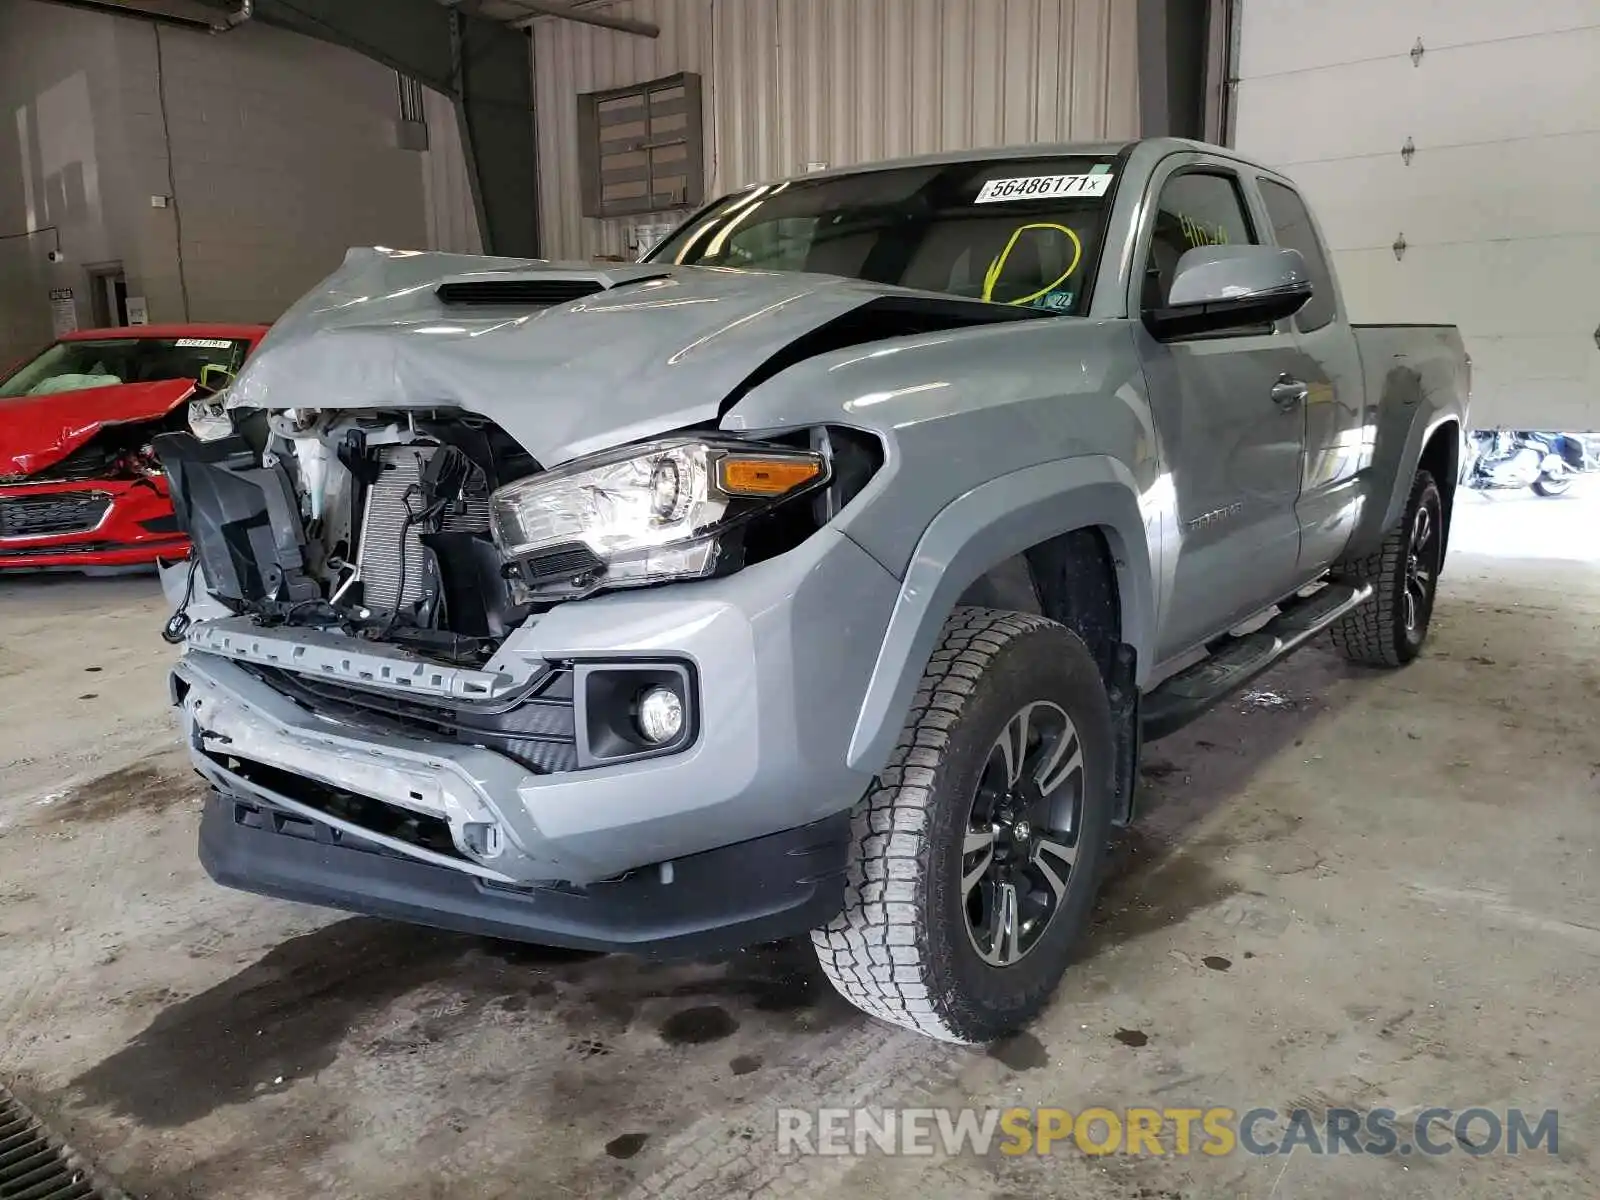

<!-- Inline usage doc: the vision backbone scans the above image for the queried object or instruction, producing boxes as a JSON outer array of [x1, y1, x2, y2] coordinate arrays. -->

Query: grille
[[251, 664, 579, 773], [28, 440, 120, 484], [356, 446, 490, 613], [0, 1080, 127, 1199], [0, 494, 110, 538], [204, 751, 465, 860], [436, 278, 605, 307], [0, 542, 115, 560]]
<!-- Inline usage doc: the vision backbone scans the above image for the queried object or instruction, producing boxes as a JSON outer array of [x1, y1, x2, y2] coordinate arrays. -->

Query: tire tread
[[1329, 469, 1437, 667], [810, 607, 1058, 1042]]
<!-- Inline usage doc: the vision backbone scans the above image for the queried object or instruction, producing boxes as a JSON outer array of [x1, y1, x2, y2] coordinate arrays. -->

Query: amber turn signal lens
[[717, 455, 822, 497]]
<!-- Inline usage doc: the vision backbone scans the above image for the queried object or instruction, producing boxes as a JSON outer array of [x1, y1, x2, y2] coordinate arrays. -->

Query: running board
[[1141, 582, 1374, 740]]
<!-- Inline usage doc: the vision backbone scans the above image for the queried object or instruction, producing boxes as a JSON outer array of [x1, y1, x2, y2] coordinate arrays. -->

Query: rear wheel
[[1329, 470, 1443, 667], [810, 608, 1114, 1043]]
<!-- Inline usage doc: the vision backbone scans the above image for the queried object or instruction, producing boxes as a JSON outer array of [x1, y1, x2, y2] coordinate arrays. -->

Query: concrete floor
[[2, 483, 1598, 1199]]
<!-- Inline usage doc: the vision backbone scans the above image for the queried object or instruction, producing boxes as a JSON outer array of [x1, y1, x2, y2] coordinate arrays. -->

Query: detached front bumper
[[176, 526, 899, 946], [0, 477, 187, 570]]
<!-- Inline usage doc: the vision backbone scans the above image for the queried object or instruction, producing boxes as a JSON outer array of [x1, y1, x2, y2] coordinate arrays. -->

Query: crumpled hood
[[0, 379, 195, 478], [226, 247, 938, 466]]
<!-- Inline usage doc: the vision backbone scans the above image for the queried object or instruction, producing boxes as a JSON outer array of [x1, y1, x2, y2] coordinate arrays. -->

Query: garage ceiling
[[447, 0, 658, 35], [42, 0, 657, 35], [39, 0, 240, 28]]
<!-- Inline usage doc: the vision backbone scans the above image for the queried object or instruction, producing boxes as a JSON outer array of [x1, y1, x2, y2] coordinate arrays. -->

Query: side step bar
[[1141, 581, 1374, 741]]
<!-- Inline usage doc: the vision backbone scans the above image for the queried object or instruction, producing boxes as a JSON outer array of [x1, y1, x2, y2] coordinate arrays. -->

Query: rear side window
[[1142, 171, 1257, 311], [1259, 178, 1336, 332]]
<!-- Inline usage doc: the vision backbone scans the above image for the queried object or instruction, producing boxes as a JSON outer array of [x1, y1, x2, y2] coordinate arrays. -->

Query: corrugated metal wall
[[533, 0, 1140, 259]]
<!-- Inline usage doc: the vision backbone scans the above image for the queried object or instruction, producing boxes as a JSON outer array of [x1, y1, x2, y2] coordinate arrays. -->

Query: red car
[[0, 323, 268, 572]]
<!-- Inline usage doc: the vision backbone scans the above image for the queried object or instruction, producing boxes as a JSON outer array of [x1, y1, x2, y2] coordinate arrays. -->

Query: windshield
[[650, 155, 1120, 315], [0, 336, 252, 399]]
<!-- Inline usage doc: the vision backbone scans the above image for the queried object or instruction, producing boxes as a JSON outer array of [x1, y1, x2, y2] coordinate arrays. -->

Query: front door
[[1131, 161, 1308, 662]]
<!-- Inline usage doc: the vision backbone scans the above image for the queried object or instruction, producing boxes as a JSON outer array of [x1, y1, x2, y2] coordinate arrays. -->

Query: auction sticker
[[975, 174, 1113, 204]]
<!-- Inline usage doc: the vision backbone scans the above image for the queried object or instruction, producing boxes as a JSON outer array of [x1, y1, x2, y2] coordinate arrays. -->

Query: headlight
[[490, 438, 827, 592]]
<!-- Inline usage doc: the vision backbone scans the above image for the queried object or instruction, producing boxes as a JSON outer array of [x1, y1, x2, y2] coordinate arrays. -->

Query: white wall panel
[[534, 0, 1139, 260], [0, 0, 428, 351], [0, 0, 121, 362], [1238, 0, 1600, 80], [1235, 0, 1600, 430], [110, 18, 427, 324]]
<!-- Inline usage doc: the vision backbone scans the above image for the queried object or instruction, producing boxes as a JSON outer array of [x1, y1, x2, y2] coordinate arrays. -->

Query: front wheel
[[811, 608, 1115, 1043], [1532, 467, 1573, 497]]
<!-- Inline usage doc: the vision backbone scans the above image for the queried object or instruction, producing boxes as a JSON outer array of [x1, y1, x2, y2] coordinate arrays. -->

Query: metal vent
[[435, 279, 605, 307], [523, 542, 604, 585], [356, 446, 490, 614], [578, 71, 706, 219], [0, 1081, 126, 1199]]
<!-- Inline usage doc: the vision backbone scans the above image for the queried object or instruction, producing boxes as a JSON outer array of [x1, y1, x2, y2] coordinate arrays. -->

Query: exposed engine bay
[[156, 407, 880, 665], [161, 410, 551, 663]]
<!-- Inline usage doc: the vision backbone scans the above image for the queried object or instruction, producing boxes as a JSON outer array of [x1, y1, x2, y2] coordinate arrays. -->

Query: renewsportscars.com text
[[776, 1106, 1559, 1158]]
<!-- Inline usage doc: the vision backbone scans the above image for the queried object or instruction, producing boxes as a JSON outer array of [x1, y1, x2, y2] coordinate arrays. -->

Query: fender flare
[[1347, 398, 1462, 559], [846, 455, 1155, 774]]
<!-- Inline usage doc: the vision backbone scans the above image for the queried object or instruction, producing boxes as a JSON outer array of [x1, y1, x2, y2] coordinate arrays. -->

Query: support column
[[1137, 0, 1211, 141], [451, 11, 539, 259], [243, 0, 538, 255]]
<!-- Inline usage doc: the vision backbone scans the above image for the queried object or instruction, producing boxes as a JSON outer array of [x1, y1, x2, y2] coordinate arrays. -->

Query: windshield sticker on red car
[[175, 338, 234, 349], [975, 174, 1114, 204]]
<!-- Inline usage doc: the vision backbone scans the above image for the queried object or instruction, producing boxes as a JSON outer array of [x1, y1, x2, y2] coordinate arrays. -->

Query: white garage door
[[1234, 0, 1600, 431]]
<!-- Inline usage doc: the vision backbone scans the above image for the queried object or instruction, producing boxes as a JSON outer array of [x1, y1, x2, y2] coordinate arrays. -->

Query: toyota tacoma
[[156, 138, 1468, 1042]]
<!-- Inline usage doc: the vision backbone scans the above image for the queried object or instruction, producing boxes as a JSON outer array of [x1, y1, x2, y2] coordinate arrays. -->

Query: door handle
[[1271, 375, 1309, 408]]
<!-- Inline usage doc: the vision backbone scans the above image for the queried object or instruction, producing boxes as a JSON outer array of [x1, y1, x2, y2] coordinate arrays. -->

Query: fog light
[[636, 685, 684, 745]]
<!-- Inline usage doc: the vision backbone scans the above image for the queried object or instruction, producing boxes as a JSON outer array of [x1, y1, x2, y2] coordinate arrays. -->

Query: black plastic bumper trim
[[199, 789, 852, 960]]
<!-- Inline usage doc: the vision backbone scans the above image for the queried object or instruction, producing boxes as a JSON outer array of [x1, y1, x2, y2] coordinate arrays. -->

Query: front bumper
[[0, 477, 187, 570], [199, 787, 851, 958], [176, 525, 898, 890]]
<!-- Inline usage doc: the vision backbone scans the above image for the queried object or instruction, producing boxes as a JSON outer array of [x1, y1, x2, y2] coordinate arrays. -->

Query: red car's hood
[[0, 379, 194, 477]]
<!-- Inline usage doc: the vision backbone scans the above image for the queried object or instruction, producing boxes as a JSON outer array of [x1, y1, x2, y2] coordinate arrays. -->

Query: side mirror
[[197, 364, 235, 394], [1144, 244, 1312, 340]]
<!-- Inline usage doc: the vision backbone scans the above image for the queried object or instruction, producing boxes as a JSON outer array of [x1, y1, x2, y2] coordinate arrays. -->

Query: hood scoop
[[435, 265, 674, 308]]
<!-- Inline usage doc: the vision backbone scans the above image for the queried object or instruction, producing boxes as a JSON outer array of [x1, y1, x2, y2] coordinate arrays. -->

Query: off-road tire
[[810, 607, 1115, 1043], [1329, 469, 1442, 667]]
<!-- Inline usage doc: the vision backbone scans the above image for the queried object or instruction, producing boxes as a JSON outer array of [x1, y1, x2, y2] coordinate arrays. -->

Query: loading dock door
[[1234, 0, 1600, 431]]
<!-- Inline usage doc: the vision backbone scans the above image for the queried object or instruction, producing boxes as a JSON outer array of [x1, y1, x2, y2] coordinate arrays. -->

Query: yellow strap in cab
[[982, 223, 1083, 306]]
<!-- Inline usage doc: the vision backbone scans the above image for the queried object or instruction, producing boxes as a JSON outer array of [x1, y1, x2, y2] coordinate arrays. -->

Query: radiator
[[356, 445, 490, 613]]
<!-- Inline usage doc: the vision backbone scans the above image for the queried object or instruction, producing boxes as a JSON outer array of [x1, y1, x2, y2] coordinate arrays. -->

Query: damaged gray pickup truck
[[157, 138, 1468, 1042]]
